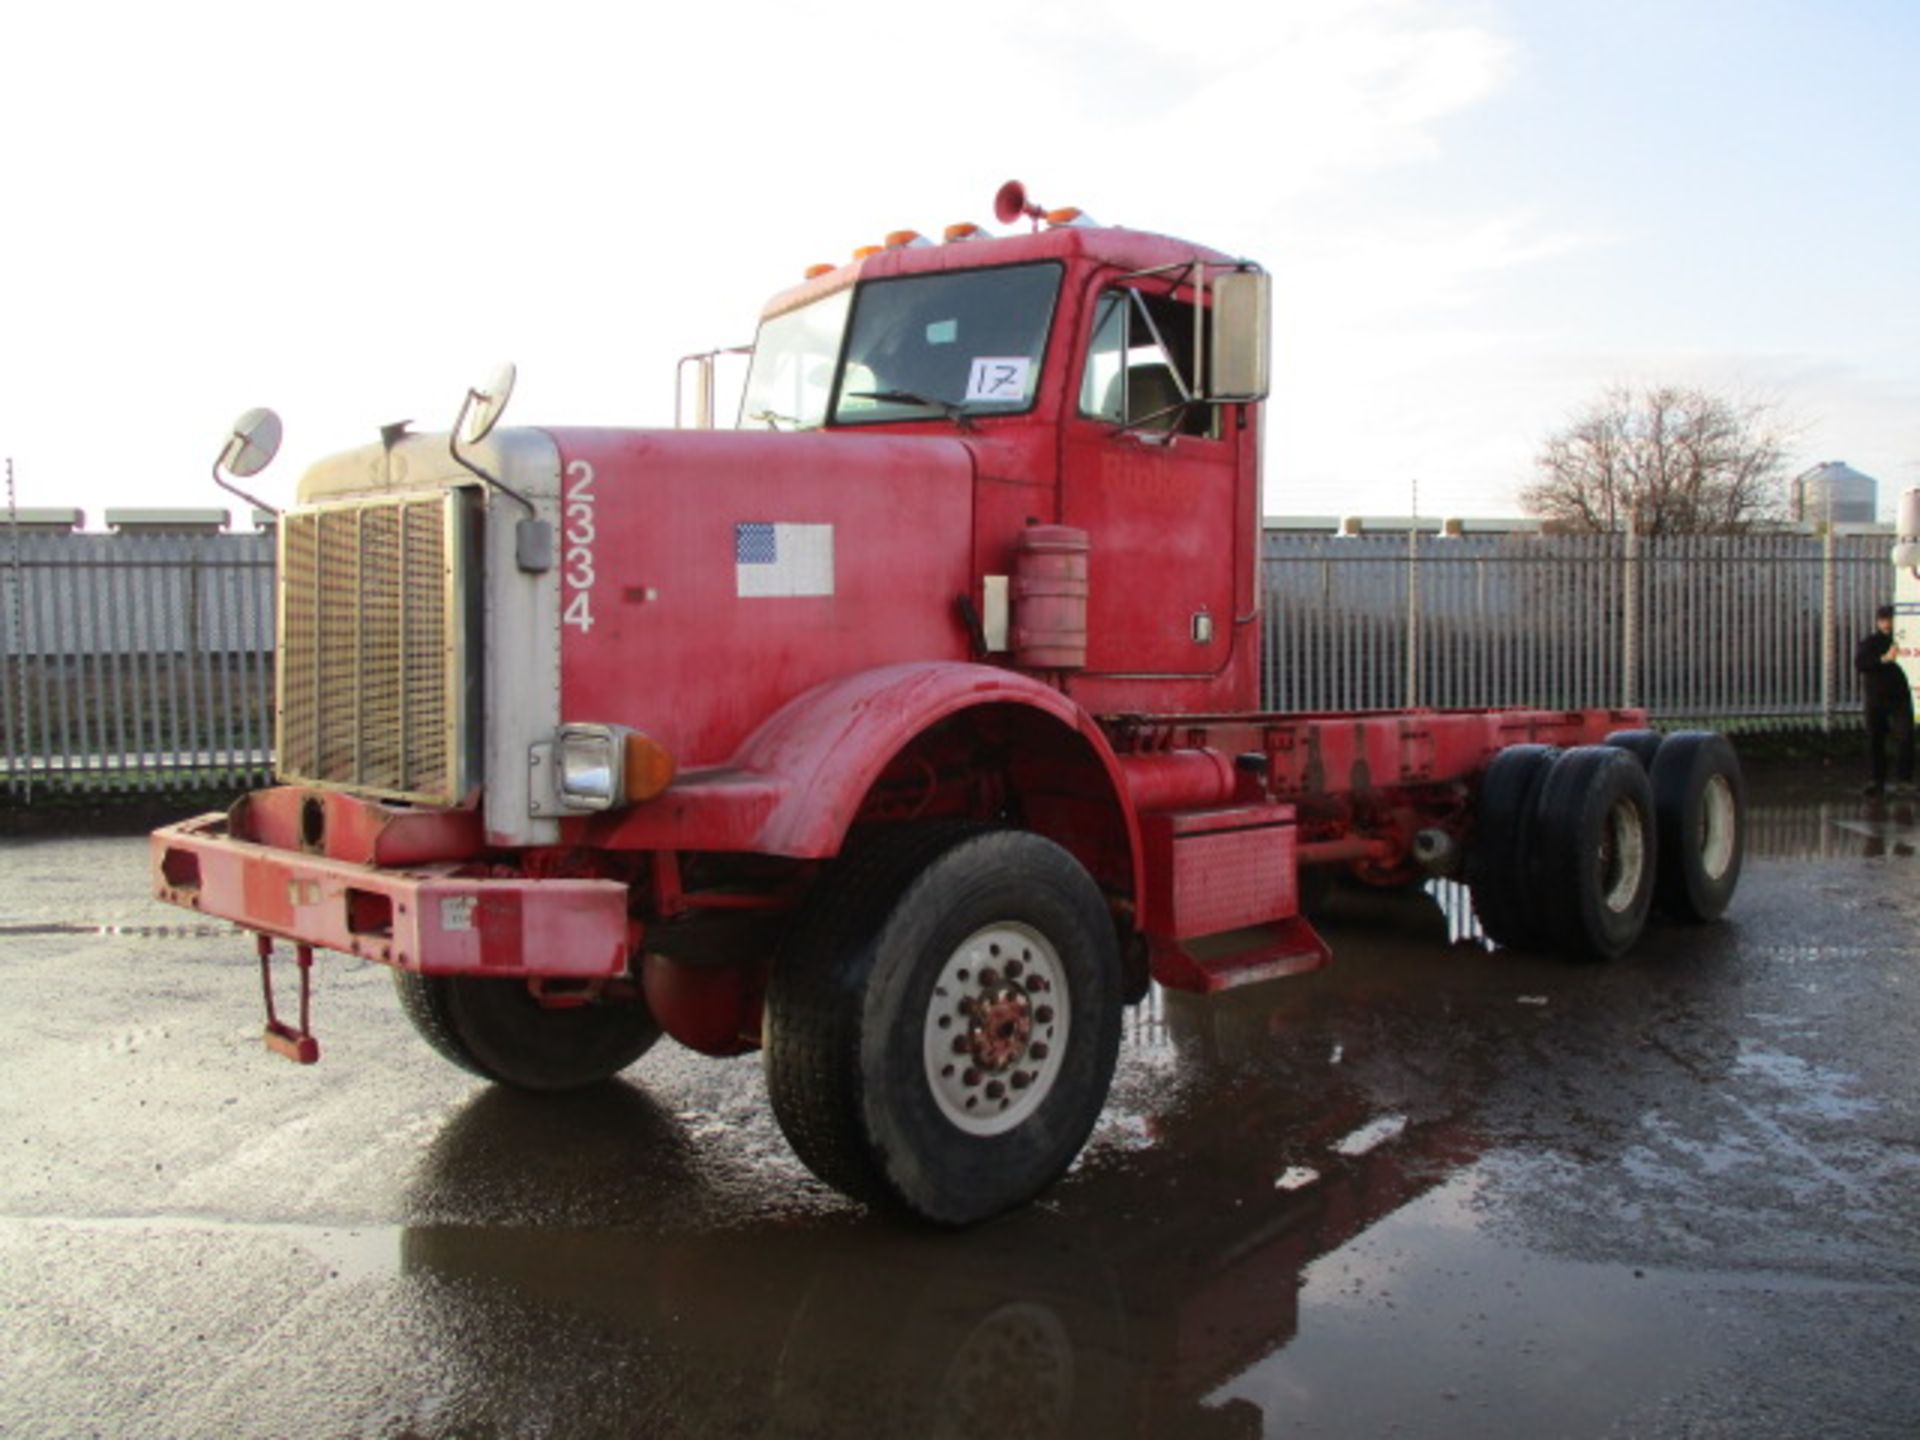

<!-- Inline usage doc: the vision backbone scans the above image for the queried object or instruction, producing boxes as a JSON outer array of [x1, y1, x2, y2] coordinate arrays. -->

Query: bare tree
[[1522, 384, 1792, 534]]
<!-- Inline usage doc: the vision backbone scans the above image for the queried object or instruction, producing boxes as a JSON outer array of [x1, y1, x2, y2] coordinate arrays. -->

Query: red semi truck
[[152, 183, 1745, 1225]]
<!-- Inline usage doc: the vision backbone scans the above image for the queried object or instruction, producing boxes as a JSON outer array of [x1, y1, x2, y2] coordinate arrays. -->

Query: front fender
[[588, 662, 1141, 890]]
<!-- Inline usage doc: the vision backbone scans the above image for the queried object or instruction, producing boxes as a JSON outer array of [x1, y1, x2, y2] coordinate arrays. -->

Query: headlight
[[555, 724, 677, 812]]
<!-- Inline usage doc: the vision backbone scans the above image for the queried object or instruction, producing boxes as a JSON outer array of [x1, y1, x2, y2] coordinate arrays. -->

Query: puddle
[[1214, 1170, 1726, 1434]]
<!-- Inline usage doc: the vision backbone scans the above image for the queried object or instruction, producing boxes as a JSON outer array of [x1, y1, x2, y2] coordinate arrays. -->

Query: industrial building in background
[[1793, 461, 1879, 524]]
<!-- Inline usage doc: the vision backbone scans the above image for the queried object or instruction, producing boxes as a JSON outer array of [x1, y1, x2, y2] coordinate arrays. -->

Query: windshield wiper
[[846, 390, 977, 431], [748, 409, 801, 431]]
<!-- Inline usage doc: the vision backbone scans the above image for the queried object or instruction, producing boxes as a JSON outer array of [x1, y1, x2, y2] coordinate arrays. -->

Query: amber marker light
[[944, 221, 985, 242], [804, 263, 835, 279], [851, 244, 883, 260], [884, 229, 930, 249], [622, 730, 677, 803]]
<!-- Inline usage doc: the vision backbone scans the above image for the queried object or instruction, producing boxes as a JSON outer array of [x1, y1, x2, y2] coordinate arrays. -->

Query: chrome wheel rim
[[1600, 797, 1649, 913], [1698, 774, 1737, 880], [923, 922, 1069, 1136], [931, 1301, 1074, 1439]]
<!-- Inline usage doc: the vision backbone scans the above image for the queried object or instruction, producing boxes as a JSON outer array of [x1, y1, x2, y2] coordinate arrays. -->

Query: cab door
[[1060, 280, 1239, 680]]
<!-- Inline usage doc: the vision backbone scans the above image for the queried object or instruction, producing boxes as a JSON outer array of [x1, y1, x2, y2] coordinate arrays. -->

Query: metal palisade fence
[[1261, 526, 1893, 726], [0, 518, 1900, 805], [2, 525, 275, 802]]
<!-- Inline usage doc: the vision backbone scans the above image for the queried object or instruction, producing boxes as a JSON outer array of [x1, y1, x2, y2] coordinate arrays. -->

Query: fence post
[[1820, 524, 1836, 732], [1405, 510, 1420, 708], [4, 458, 29, 805], [1622, 517, 1638, 710]]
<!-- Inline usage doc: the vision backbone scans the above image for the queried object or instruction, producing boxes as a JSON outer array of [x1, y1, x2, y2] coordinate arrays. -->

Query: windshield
[[831, 263, 1062, 426], [738, 286, 854, 430]]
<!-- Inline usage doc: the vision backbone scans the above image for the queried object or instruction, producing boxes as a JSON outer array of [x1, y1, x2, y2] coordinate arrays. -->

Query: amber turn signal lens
[[622, 732, 677, 803]]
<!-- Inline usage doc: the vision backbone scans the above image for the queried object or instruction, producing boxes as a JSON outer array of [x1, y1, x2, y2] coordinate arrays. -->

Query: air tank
[[1011, 525, 1089, 670]]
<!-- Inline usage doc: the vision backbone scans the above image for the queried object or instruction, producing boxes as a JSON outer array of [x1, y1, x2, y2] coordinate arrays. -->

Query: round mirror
[[222, 407, 283, 478], [461, 362, 517, 445]]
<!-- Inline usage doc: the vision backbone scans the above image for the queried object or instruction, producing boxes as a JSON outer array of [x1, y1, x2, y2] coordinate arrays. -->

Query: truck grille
[[276, 492, 474, 803]]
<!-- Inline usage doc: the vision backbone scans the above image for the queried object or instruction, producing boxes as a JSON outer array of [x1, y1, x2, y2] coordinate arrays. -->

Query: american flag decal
[[735, 522, 834, 598]]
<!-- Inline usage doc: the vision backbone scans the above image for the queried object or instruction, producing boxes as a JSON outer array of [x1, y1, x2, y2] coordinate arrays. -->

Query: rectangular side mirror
[[1209, 270, 1271, 402]]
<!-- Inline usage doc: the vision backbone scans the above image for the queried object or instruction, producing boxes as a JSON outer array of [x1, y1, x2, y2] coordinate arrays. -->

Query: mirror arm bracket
[[210, 460, 277, 519]]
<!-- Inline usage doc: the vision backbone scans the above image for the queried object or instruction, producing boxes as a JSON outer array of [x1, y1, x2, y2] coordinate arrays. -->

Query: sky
[[1, 0, 1915, 527]]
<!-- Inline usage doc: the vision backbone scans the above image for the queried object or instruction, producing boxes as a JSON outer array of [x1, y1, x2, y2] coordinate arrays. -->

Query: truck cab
[[732, 219, 1267, 710]]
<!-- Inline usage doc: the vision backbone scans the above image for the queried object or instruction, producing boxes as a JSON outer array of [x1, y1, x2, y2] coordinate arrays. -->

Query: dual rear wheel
[[1466, 731, 1743, 960]]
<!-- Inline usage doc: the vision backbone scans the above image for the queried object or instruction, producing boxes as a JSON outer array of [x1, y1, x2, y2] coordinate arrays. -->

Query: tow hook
[[258, 934, 320, 1064]]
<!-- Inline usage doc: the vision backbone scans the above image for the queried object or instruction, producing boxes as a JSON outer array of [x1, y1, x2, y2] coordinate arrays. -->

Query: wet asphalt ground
[[0, 760, 1915, 1439]]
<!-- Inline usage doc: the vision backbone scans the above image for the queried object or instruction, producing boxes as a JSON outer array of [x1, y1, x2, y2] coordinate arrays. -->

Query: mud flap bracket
[[258, 934, 321, 1064]]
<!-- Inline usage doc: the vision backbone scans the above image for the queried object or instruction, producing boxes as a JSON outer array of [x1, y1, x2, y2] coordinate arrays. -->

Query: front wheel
[[764, 825, 1123, 1226], [393, 971, 661, 1091]]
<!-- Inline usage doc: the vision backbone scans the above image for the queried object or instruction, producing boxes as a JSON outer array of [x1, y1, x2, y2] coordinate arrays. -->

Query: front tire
[[764, 825, 1123, 1226], [393, 971, 661, 1091], [1604, 728, 1664, 770]]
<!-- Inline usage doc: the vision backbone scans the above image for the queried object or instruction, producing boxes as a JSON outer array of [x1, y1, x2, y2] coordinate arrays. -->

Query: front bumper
[[151, 812, 629, 978]]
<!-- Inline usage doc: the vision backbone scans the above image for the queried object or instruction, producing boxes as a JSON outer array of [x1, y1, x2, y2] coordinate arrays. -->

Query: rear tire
[[1604, 728, 1664, 770], [764, 824, 1122, 1226], [1466, 744, 1559, 950], [393, 971, 661, 1091], [1532, 746, 1657, 962], [1649, 730, 1745, 921]]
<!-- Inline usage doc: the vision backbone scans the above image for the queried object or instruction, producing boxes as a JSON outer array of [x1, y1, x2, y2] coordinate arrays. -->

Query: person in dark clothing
[[1856, 603, 1914, 795]]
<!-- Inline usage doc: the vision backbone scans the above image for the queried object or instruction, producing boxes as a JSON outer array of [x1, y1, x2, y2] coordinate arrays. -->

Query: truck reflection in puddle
[[400, 1086, 1473, 1438]]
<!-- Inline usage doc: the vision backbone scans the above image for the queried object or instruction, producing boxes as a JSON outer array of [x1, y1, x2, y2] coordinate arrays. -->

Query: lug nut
[[979, 967, 1000, 988], [1029, 1042, 1049, 1061], [1011, 1071, 1031, 1090], [1005, 959, 1024, 980], [985, 1081, 1005, 1100], [963, 1068, 982, 1087], [952, 1037, 969, 1055], [1035, 1005, 1055, 1024]]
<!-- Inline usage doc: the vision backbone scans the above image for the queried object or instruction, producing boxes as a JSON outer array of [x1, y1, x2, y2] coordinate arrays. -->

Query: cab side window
[[1078, 288, 1217, 438]]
